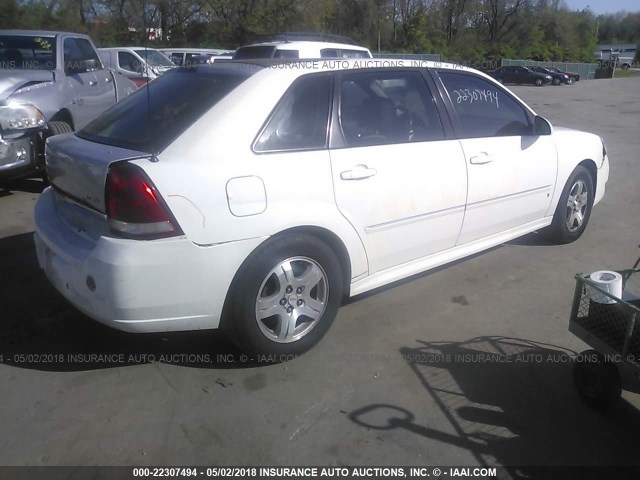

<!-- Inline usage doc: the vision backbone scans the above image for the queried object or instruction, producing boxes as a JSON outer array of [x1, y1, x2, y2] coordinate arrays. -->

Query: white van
[[98, 47, 175, 87], [159, 48, 233, 66], [233, 39, 372, 60]]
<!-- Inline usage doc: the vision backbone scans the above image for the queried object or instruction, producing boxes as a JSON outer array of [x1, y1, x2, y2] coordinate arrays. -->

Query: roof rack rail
[[252, 32, 359, 46]]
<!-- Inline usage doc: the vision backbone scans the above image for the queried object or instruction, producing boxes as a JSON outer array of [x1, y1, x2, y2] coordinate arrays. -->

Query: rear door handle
[[340, 165, 377, 180], [469, 152, 494, 165]]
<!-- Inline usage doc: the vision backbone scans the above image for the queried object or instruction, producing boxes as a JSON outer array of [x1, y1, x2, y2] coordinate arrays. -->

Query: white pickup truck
[[0, 30, 136, 181]]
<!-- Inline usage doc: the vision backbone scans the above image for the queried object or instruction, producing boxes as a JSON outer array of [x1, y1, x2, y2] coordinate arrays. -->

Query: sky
[[564, 0, 640, 14]]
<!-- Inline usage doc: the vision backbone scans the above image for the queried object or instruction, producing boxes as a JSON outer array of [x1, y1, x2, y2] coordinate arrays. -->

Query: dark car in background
[[487, 66, 552, 86], [547, 66, 580, 84], [528, 66, 569, 86]]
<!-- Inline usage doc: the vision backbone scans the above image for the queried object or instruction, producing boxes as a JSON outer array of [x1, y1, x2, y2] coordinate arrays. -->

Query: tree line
[[1, 0, 638, 63]]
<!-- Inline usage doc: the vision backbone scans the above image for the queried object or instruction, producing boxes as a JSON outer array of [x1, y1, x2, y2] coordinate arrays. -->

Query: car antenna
[[142, 1, 156, 160]]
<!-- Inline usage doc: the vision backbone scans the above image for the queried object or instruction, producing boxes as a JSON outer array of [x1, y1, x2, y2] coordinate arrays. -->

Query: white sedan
[[34, 59, 609, 355]]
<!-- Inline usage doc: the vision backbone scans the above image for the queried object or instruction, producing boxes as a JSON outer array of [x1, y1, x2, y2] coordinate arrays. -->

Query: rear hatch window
[[78, 68, 250, 153]]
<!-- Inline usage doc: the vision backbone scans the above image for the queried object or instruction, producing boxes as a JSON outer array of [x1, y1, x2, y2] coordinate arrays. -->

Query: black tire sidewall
[[226, 233, 344, 356], [548, 166, 594, 244], [47, 121, 73, 136]]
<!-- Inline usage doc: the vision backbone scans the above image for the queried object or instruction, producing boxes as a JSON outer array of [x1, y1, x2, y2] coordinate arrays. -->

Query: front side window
[[338, 70, 444, 147], [64, 38, 101, 72], [118, 51, 142, 73], [0, 35, 56, 70], [439, 71, 532, 138], [134, 49, 174, 67], [254, 74, 331, 152]]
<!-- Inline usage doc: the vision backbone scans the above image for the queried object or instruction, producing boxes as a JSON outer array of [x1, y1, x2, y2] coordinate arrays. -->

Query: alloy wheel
[[565, 179, 589, 232], [254, 256, 328, 343]]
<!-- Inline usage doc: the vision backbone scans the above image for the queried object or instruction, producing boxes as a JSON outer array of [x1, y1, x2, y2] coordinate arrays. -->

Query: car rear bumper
[[34, 187, 264, 333]]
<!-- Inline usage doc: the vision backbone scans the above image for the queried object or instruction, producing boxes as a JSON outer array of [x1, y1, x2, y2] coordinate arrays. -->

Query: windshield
[[133, 49, 174, 67], [0, 35, 56, 70], [78, 68, 251, 153]]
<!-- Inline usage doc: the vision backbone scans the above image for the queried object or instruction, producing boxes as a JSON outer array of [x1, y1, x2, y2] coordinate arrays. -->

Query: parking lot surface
[[1, 77, 639, 469]]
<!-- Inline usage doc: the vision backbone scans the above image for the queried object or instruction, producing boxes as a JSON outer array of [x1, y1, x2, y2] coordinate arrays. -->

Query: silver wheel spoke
[[304, 296, 325, 314], [574, 209, 584, 226], [256, 293, 283, 320], [577, 192, 588, 208], [297, 264, 324, 289], [276, 261, 295, 287], [297, 303, 322, 321], [283, 311, 301, 340]]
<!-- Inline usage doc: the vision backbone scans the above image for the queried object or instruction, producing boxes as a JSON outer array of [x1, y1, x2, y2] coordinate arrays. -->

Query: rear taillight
[[106, 162, 183, 239]]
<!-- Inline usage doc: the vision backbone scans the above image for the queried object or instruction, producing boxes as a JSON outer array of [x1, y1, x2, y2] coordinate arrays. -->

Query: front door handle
[[469, 152, 494, 165], [340, 165, 378, 180]]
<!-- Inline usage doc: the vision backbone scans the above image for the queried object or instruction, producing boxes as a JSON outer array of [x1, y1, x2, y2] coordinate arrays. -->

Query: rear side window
[[274, 50, 299, 59], [321, 48, 371, 59], [254, 74, 331, 152], [439, 71, 532, 138], [233, 46, 276, 60], [79, 69, 250, 153]]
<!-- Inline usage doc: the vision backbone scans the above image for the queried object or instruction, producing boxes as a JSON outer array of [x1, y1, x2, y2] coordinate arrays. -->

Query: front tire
[[552, 78, 561, 86], [545, 165, 594, 244], [224, 233, 344, 356], [567, 77, 575, 85], [47, 121, 73, 136]]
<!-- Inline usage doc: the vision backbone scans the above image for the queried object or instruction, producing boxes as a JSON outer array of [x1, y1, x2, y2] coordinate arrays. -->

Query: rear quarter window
[[78, 68, 250, 153]]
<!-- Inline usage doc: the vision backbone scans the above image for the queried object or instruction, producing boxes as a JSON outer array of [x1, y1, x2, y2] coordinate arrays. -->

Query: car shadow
[[505, 230, 555, 247], [344, 244, 503, 305], [0, 177, 47, 195], [348, 336, 640, 473], [0, 232, 261, 372]]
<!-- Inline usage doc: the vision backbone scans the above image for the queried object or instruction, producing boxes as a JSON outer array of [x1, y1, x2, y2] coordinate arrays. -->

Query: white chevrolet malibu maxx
[[34, 59, 609, 355]]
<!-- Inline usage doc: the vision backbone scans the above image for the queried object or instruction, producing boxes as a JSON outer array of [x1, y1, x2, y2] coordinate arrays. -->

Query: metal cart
[[568, 255, 640, 409]]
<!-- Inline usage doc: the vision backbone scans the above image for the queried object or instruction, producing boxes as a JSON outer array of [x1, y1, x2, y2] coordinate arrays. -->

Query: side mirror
[[65, 58, 100, 75], [533, 116, 552, 136]]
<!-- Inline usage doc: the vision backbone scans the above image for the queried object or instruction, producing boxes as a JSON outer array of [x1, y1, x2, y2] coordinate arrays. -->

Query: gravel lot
[[1, 76, 639, 471]]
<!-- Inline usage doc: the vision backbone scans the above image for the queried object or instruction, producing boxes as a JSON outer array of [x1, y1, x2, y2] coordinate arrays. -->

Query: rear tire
[[567, 77, 575, 85], [545, 165, 594, 244], [224, 233, 343, 356], [552, 78, 561, 86], [535, 78, 544, 86]]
